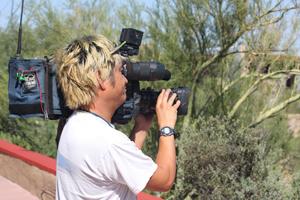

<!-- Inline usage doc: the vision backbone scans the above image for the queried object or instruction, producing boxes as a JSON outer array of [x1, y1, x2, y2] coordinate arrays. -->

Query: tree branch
[[249, 93, 300, 128], [183, 1, 298, 127], [222, 73, 261, 94], [229, 69, 300, 118], [224, 48, 289, 57]]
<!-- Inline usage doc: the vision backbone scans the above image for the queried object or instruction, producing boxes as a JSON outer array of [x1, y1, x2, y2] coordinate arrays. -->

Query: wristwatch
[[159, 126, 176, 137]]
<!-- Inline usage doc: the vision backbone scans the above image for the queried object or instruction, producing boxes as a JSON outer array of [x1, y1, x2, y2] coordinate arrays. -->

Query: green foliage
[[169, 116, 300, 199], [0, 119, 58, 157], [285, 137, 300, 171]]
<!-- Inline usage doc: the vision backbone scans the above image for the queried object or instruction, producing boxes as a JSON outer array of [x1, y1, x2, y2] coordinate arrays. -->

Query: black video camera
[[112, 28, 190, 124], [8, 26, 189, 124]]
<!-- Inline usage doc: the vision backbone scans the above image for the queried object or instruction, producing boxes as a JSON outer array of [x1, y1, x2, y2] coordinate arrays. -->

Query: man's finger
[[156, 89, 165, 106], [173, 100, 181, 110], [163, 89, 171, 103], [168, 93, 177, 105]]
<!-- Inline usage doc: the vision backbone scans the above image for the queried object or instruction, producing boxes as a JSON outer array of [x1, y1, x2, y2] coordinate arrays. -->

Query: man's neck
[[88, 108, 113, 122], [87, 90, 119, 123]]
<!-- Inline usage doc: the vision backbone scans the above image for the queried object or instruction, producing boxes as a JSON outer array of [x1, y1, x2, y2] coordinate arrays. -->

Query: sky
[[0, 0, 299, 55], [0, 0, 13, 27], [0, 0, 154, 28]]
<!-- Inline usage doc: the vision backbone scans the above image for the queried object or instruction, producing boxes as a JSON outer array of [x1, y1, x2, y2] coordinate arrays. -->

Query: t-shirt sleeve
[[106, 138, 158, 194]]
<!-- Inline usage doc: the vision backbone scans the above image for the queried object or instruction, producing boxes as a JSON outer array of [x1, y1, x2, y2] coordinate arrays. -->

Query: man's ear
[[98, 80, 106, 90], [96, 71, 106, 90]]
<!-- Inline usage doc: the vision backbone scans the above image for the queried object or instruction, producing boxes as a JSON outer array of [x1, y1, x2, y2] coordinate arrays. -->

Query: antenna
[[16, 0, 25, 57]]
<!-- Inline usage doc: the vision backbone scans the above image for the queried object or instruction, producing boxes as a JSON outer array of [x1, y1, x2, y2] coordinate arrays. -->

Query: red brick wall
[[0, 139, 162, 200]]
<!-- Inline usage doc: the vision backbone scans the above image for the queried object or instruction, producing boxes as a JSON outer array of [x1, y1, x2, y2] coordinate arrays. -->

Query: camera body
[[112, 28, 190, 124], [8, 28, 189, 124]]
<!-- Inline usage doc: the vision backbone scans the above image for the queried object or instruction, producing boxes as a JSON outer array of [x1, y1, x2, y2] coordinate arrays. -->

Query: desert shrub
[[170, 116, 299, 200]]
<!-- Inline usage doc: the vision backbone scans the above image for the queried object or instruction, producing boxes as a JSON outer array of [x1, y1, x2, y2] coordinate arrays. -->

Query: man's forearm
[[145, 135, 176, 191], [156, 136, 176, 186]]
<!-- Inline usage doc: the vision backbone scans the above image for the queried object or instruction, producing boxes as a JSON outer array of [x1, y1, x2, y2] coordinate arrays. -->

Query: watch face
[[160, 127, 175, 136], [162, 127, 171, 134]]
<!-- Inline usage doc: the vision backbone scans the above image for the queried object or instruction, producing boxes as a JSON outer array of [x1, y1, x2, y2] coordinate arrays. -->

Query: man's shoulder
[[65, 111, 111, 130], [62, 111, 130, 145]]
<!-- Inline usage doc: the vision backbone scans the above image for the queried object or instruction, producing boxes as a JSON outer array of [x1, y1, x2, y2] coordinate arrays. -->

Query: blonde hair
[[55, 35, 123, 110]]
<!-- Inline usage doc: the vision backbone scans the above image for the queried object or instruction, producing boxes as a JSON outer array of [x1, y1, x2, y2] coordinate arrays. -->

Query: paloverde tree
[[142, 0, 300, 128], [140, 1, 300, 198]]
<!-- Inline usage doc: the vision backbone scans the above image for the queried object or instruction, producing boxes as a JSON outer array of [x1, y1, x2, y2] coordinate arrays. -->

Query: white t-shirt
[[56, 111, 158, 200]]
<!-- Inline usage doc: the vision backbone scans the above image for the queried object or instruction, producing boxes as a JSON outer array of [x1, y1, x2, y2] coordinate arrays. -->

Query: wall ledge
[[0, 140, 56, 175], [0, 139, 162, 200]]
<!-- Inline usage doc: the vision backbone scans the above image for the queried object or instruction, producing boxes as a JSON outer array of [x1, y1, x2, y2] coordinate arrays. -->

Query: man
[[55, 34, 180, 199]]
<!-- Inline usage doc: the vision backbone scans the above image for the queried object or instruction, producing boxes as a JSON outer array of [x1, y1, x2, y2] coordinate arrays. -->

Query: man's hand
[[130, 114, 153, 149], [156, 89, 181, 129], [133, 113, 153, 132]]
